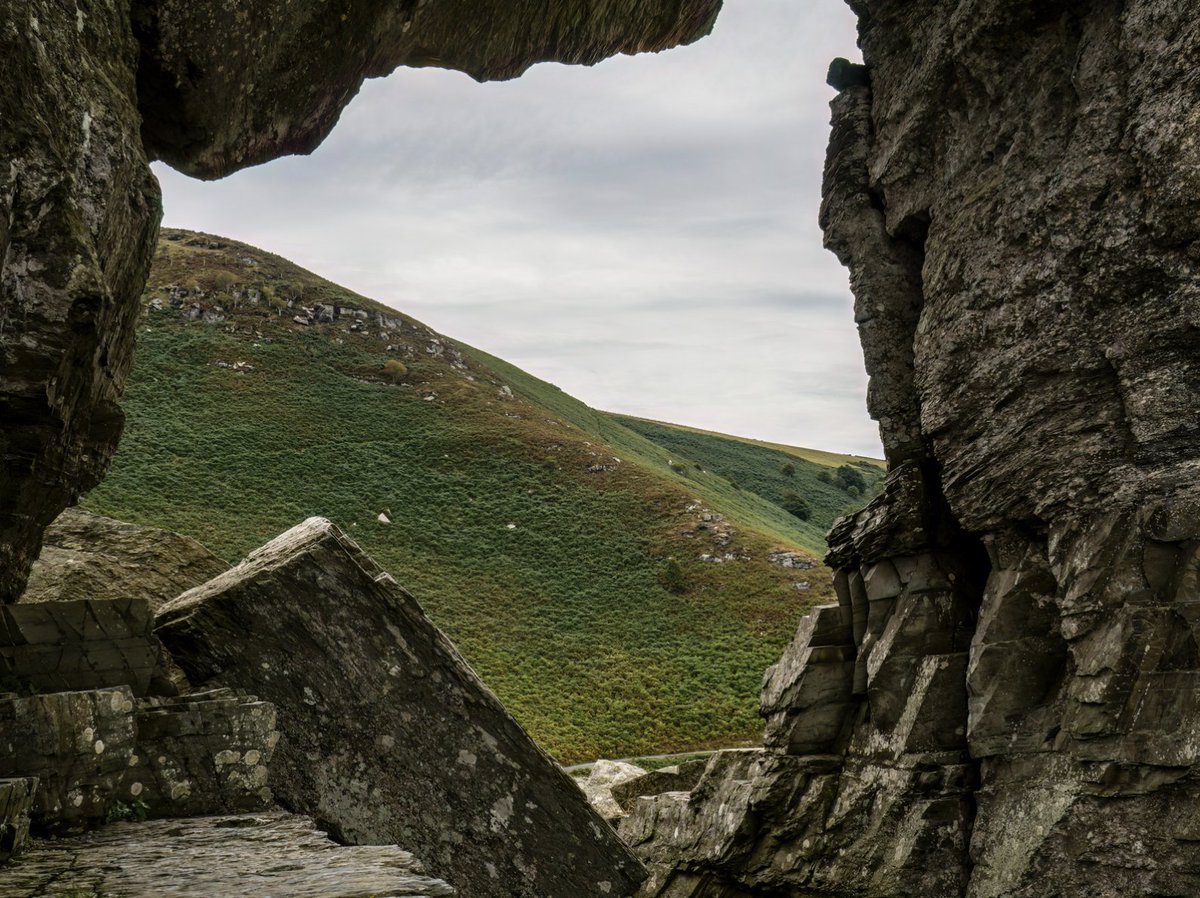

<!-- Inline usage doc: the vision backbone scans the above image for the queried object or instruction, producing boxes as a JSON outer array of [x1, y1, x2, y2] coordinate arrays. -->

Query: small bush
[[781, 462, 795, 477], [659, 558, 688, 594], [383, 359, 408, 383], [835, 464, 867, 493], [817, 471, 832, 484], [781, 491, 812, 521]]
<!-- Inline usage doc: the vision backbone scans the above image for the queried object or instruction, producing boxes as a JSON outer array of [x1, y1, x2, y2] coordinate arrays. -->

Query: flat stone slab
[[0, 811, 454, 897], [155, 518, 644, 898]]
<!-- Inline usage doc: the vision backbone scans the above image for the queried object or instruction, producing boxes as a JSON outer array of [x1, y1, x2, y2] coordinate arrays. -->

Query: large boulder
[[156, 517, 646, 898], [22, 508, 228, 610]]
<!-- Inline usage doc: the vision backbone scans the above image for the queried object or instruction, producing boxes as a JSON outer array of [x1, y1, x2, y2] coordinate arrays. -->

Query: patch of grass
[[84, 229, 875, 763]]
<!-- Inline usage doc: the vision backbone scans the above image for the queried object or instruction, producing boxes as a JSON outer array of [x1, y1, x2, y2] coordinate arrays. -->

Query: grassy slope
[[85, 229, 873, 763]]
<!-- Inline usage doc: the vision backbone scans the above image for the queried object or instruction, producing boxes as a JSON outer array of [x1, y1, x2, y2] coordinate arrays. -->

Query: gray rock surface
[[156, 517, 646, 898], [22, 508, 228, 610], [131, 688, 279, 818], [0, 810, 455, 897], [0, 599, 159, 696], [623, 2, 1200, 896], [0, 0, 161, 605], [610, 759, 708, 815], [0, 688, 137, 834], [579, 759, 648, 821]]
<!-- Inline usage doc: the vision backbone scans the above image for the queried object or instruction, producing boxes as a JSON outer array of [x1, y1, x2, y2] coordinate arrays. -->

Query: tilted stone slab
[[610, 758, 709, 815], [0, 599, 158, 696], [156, 517, 645, 898], [0, 811, 454, 897], [0, 688, 135, 834], [0, 777, 37, 863], [130, 688, 279, 818]]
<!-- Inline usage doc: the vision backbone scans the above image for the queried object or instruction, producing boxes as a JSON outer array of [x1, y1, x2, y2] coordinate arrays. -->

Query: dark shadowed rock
[[156, 517, 645, 898], [622, 2, 1200, 896], [0, 778, 37, 864], [0, 1, 161, 605], [22, 508, 228, 611], [2, 810, 455, 897]]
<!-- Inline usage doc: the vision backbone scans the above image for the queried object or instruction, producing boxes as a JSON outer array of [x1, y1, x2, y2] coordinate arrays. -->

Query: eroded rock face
[[135, 0, 723, 178], [22, 508, 228, 610], [156, 518, 646, 898], [624, 3, 1200, 896], [0, 0, 162, 605]]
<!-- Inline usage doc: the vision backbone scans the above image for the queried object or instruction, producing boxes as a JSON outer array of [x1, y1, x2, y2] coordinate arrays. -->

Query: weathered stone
[[0, 777, 37, 864], [156, 518, 645, 898], [22, 508, 228, 611], [0, 0, 161, 605], [580, 760, 648, 822], [760, 604, 855, 755], [0, 688, 136, 834], [630, 2, 1200, 895], [0, 599, 158, 696], [1, 810, 455, 897], [610, 759, 709, 815], [129, 688, 279, 818], [135, 0, 723, 179]]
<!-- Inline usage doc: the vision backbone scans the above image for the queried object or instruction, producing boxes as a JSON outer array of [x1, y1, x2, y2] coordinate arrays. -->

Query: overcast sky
[[156, 0, 876, 456]]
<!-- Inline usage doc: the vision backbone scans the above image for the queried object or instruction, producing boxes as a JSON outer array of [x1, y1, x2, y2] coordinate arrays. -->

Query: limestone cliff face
[[623, 2, 1200, 896], [0, 0, 722, 604]]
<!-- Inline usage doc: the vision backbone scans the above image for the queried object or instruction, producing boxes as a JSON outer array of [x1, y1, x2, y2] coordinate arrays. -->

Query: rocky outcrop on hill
[[0, 0, 722, 607], [22, 509, 228, 610], [156, 517, 645, 898], [622, 3, 1200, 897]]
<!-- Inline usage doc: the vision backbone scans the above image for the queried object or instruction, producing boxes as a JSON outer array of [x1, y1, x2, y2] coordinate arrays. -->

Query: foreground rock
[[624, 3, 1200, 896], [156, 518, 645, 898], [1, 810, 454, 897], [22, 509, 228, 610]]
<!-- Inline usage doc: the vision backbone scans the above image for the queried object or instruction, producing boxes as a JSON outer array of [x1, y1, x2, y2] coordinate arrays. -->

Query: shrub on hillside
[[659, 558, 688, 594], [781, 491, 812, 521], [835, 464, 867, 493], [383, 359, 408, 383], [781, 462, 795, 477]]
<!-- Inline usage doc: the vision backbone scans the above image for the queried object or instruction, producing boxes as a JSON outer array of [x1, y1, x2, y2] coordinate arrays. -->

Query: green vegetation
[[103, 799, 149, 825], [84, 230, 881, 763], [781, 492, 812, 521]]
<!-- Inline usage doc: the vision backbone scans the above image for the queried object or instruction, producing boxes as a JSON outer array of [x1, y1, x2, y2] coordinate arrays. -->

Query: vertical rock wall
[[624, 2, 1200, 896]]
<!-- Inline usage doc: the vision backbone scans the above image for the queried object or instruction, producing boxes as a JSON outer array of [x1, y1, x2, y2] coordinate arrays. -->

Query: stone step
[[0, 811, 455, 897]]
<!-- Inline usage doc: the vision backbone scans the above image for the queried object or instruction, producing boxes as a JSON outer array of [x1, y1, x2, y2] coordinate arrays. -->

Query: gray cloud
[[156, 0, 878, 456]]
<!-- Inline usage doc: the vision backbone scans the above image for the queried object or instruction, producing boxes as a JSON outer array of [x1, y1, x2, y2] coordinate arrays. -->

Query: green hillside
[[84, 229, 879, 763]]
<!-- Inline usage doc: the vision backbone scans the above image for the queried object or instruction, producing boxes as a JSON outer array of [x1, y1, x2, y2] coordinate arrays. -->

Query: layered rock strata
[[0, 778, 37, 864], [1, 810, 455, 898], [624, 3, 1200, 896], [155, 517, 646, 898], [0, 0, 722, 606]]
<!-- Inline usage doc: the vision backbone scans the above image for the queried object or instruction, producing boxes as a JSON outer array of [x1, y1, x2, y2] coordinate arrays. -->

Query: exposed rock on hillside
[[22, 509, 228, 610], [156, 518, 645, 898]]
